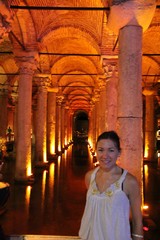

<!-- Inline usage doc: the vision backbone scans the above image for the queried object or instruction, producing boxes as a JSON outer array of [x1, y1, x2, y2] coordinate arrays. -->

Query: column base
[[48, 154, 58, 162], [14, 175, 35, 185], [34, 161, 49, 169]]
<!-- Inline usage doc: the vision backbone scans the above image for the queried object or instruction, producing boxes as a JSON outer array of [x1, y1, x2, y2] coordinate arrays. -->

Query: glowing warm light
[[43, 145, 47, 163], [27, 160, 32, 176], [25, 185, 32, 216], [144, 164, 149, 187], [42, 170, 47, 207], [57, 156, 61, 178], [49, 163, 55, 188], [144, 145, 149, 158], [143, 205, 149, 210], [58, 144, 61, 152], [50, 133, 56, 154], [25, 186, 31, 206], [64, 137, 67, 146], [50, 143, 55, 154]]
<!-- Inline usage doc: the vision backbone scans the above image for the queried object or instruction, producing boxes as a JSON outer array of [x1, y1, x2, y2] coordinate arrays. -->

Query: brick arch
[[38, 10, 103, 45], [11, 3, 37, 49], [41, 26, 100, 55]]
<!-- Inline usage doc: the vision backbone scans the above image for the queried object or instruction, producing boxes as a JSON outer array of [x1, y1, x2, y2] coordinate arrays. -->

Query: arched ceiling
[[0, 0, 160, 113]]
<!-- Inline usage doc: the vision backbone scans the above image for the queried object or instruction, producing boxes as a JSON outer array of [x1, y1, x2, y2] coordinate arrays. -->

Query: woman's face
[[96, 139, 120, 171]]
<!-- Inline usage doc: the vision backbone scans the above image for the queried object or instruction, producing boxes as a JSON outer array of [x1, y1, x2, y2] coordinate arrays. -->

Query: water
[[0, 143, 160, 239]]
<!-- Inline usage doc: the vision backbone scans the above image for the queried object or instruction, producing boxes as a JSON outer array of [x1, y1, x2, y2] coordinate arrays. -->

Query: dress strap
[[119, 169, 128, 190], [90, 167, 99, 183]]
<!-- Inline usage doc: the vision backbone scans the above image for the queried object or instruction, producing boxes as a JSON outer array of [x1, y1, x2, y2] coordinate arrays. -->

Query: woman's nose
[[102, 150, 108, 158]]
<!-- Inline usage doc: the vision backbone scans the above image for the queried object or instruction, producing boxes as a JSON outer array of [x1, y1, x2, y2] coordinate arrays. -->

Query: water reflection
[[4, 144, 160, 238]]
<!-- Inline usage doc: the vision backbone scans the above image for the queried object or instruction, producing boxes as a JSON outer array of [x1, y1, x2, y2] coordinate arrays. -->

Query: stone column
[[91, 98, 98, 150], [88, 103, 94, 146], [143, 89, 155, 161], [118, 25, 143, 181], [56, 96, 64, 154], [35, 77, 50, 166], [107, 0, 156, 188], [98, 79, 107, 133], [61, 102, 65, 152], [47, 92, 57, 156], [105, 64, 118, 131], [15, 58, 36, 182], [64, 105, 69, 147], [0, 90, 8, 138]]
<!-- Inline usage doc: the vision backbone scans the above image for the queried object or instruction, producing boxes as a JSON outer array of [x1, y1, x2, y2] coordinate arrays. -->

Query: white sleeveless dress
[[79, 167, 132, 240]]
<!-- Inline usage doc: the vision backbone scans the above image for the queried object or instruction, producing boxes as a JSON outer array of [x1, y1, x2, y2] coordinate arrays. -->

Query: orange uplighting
[[143, 205, 149, 210], [50, 133, 56, 154], [144, 164, 149, 187], [25, 185, 31, 205], [58, 144, 61, 152], [144, 145, 149, 159], [27, 159, 32, 177], [42, 170, 47, 207], [25, 185, 32, 215], [50, 143, 55, 154], [43, 148, 47, 163]]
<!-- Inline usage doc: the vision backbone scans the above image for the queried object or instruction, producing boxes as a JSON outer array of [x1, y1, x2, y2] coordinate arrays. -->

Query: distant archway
[[73, 110, 89, 142]]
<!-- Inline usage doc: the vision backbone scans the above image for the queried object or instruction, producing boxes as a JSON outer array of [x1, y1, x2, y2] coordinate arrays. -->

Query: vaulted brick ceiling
[[0, 0, 160, 112]]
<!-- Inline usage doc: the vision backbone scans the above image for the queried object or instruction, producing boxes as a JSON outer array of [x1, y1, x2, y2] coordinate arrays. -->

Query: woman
[[79, 131, 143, 240]]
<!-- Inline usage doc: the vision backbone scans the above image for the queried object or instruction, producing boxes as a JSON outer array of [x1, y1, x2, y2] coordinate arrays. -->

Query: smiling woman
[[79, 131, 144, 240], [0, 0, 160, 239]]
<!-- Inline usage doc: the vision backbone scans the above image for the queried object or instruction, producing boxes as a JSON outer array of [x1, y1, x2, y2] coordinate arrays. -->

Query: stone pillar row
[[12, 58, 70, 182]]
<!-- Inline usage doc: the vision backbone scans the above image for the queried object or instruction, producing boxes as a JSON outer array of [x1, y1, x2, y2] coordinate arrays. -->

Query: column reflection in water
[[41, 170, 47, 210], [25, 185, 31, 216], [144, 164, 149, 191]]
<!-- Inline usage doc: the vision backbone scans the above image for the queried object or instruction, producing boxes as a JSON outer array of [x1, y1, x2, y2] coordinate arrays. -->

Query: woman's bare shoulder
[[124, 171, 141, 196], [85, 168, 96, 188]]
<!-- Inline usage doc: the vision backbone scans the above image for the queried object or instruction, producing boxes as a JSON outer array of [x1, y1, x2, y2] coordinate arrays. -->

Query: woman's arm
[[125, 174, 144, 240]]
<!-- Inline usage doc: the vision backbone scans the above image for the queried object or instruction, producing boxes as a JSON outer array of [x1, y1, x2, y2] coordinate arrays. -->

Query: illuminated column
[[15, 58, 36, 182], [61, 102, 66, 151], [143, 89, 155, 161], [12, 93, 18, 144], [98, 79, 107, 133], [107, 0, 156, 188], [91, 99, 97, 150], [118, 25, 143, 181], [56, 95, 64, 154], [69, 110, 74, 142], [64, 105, 69, 146], [0, 90, 8, 137], [88, 102, 94, 146], [47, 92, 56, 156], [105, 64, 118, 131], [35, 77, 50, 165], [93, 90, 100, 139]]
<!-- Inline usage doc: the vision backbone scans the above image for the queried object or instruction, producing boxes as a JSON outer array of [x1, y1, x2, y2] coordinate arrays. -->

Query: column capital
[[15, 51, 39, 75], [34, 76, 51, 91], [143, 87, 156, 96], [56, 95, 64, 105], [107, 0, 156, 33], [102, 60, 118, 78], [16, 60, 38, 77]]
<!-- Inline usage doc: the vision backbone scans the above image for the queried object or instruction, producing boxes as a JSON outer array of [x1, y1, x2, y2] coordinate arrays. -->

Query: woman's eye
[[98, 149, 103, 152], [109, 149, 114, 152]]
